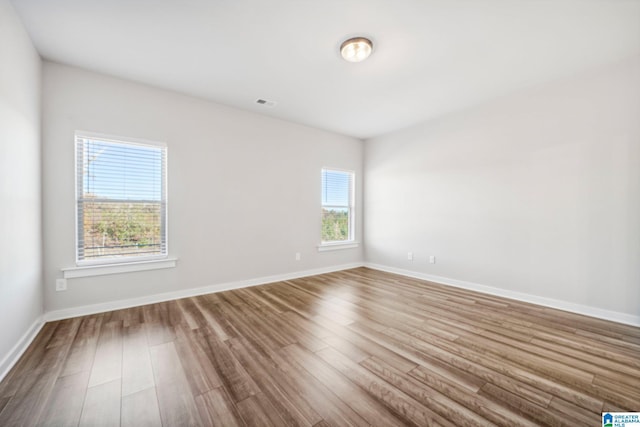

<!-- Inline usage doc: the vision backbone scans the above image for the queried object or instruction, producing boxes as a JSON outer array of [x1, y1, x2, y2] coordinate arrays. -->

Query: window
[[75, 132, 167, 264], [321, 168, 354, 244]]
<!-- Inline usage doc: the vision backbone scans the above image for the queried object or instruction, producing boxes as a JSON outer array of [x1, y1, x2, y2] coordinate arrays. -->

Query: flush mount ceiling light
[[340, 37, 373, 63]]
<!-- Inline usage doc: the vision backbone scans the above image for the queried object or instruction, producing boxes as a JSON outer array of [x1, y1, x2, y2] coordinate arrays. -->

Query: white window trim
[[317, 241, 359, 252], [74, 131, 169, 266], [62, 257, 177, 279], [321, 167, 356, 246]]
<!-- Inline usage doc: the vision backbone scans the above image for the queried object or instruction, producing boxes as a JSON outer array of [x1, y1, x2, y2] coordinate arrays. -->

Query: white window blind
[[75, 133, 167, 264], [321, 168, 354, 243]]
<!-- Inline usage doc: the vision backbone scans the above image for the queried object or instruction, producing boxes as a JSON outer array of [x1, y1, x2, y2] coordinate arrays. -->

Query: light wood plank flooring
[[1, 267, 638, 426]]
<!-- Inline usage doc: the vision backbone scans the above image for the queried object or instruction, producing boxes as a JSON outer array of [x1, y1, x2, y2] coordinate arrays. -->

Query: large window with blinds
[[75, 132, 167, 264], [321, 168, 354, 243]]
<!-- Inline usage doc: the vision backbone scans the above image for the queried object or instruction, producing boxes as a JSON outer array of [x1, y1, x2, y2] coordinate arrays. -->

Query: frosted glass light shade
[[340, 37, 373, 62]]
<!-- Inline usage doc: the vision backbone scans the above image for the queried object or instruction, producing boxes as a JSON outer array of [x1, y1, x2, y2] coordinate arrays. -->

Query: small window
[[75, 132, 167, 264], [321, 168, 354, 243]]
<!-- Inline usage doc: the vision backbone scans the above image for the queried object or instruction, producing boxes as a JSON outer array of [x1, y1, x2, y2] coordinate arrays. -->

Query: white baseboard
[[365, 263, 640, 327], [0, 316, 45, 382], [2, 263, 362, 383], [45, 262, 365, 322], [6, 260, 634, 385]]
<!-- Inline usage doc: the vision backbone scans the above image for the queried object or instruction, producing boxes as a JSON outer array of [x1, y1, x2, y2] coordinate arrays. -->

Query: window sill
[[62, 258, 178, 279], [317, 242, 359, 252]]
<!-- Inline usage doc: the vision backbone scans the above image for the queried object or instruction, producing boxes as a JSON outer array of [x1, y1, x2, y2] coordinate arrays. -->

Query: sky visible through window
[[83, 139, 163, 201]]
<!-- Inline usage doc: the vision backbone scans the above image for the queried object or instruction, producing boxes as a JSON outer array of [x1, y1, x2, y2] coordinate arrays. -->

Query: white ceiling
[[10, 0, 640, 139]]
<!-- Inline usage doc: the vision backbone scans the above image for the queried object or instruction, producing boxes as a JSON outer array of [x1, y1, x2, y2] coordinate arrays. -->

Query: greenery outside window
[[321, 168, 354, 244], [75, 132, 167, 265]]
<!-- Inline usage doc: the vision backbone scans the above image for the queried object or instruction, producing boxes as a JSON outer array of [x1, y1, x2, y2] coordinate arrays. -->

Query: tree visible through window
[[321, 168, 354, 243], [75, 133, 167, 263]]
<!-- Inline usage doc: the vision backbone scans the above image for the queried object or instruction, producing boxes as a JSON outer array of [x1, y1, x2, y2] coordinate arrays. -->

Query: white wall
[[0, 0, 43, 371], [42, 62, 363, 313], [365, 56, 640, 321]]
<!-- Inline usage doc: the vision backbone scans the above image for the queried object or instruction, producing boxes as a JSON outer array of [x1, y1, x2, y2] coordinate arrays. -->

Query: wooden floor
[[0, 268, 638, 426]]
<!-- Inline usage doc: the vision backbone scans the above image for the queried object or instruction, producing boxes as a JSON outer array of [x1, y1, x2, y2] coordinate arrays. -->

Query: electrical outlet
[[429, 255, 436, 264], [56, 278, 67, 291], [295, 252, 301, 261], [408, 252, 413, 261]]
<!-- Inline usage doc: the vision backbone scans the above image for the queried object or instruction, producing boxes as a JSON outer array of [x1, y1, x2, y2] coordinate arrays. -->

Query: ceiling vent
[[256, 98, 277, 108]]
